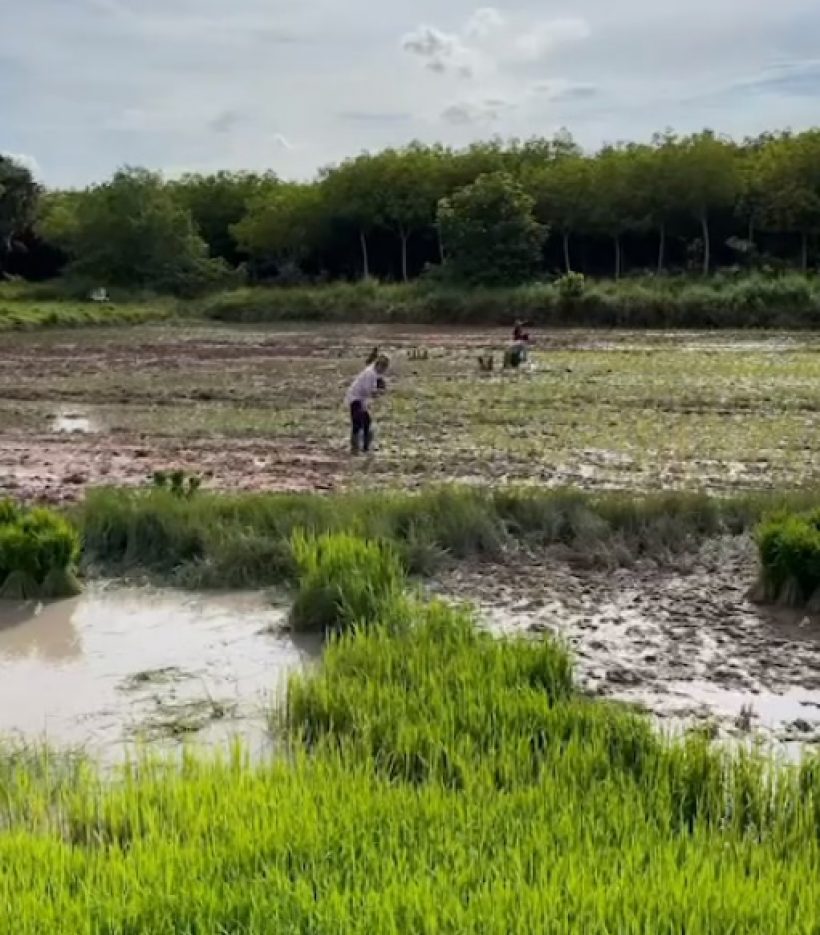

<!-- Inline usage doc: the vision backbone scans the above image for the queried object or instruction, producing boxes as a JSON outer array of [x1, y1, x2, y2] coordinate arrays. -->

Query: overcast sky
[[4, 0, 820, 187]]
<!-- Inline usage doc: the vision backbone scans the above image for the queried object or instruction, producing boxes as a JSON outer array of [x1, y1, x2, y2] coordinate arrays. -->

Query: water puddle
[[0, 583, 318, 761], [51, 410, 97, 434]]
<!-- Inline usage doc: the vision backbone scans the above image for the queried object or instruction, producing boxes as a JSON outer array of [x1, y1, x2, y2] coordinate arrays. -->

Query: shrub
[[0, 503, 81, 599], [556, 271, 586, 300], [289, 531, 407, 634], [756, 510, 820, 607]]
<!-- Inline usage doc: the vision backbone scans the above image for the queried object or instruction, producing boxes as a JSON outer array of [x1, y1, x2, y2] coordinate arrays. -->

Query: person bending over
[[345, 354, 389, 454]]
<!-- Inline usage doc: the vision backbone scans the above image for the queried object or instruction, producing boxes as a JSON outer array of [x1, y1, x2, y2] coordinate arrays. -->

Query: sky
[[3, 0, 820, 187]]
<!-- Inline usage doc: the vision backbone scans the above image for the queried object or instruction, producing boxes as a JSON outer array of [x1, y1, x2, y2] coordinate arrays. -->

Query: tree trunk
[[359, 229, 370, 280], [700, 212, 711, 276], [399, 226, 409, 283], [436, 225, 445, 264], [562, 231, 572, 273], [657, 223, 666, 275], [747, 217, 755, 247], [801, 231, 809, 272], [613, 235, 622, 280]]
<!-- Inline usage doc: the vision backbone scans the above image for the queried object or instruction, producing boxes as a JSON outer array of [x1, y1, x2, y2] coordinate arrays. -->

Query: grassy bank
[[0, 299, 175, 332], [5, 273, 820, 331], [199, 273, 820, 328], [2, 579, 820, 931], [77, 485, 820, 588]]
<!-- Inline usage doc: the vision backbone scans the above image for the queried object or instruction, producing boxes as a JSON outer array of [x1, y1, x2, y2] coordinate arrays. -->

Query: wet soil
[[438, 536, 820, 753], [1, 325, 819, 503], [0, 583, 318, 760]]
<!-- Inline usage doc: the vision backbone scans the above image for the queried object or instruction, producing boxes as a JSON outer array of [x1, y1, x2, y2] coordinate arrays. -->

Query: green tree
[[437, 172, 547, 286], [673, 132, 740, 274], [588, 145, 648, 279], [232, 182, 326, 271], [321, 156, 382, 279], [524, 156, 592, 273], [370, 146, 448, 280], [0, 156, 39, 273], [171, 171, 278, 265], [757, 131, 820, 271], [38, 167, 226, 294]]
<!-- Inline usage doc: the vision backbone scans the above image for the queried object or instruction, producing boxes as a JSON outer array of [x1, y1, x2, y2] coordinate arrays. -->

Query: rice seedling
[[289, 530, 407, 633], [755, 508, 820, 607], [1, 572, 820, 931], [0, 502, 81, 599]]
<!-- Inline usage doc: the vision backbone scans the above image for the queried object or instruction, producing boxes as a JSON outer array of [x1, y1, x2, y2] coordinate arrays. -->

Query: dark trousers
[[350, 401, 372, 452]]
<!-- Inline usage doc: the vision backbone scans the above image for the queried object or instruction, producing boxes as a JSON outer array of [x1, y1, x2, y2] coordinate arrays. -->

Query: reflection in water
[[0, 599, 83, 661], [0, 583, 318, 761]]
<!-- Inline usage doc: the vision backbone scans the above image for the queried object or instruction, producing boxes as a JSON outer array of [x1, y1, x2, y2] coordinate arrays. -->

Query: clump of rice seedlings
[[0, 504, 81, 599], [755, 509, 820, 607], [289, 530, 407, 634], [151, 468, 202, 498], [3, 574, 820, 929]]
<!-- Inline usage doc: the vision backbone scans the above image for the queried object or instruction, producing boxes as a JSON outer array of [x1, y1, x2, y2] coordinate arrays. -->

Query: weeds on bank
[[77, 484, 820, 588]]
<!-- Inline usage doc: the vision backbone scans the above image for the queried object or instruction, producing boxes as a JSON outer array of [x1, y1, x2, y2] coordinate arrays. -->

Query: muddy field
[[1, 324, 820, 503], [2, 323, 820, 755], [439, 536, 820, 754]]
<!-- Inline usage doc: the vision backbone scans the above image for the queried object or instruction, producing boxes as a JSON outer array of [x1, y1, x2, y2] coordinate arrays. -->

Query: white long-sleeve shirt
[[345, 365, 381, 409]]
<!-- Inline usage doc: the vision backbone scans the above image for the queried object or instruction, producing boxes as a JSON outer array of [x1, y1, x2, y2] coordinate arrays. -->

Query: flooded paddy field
[[1, 324, 819, 503], [1, 323, 819, 758], [0, 583, 317, 760]]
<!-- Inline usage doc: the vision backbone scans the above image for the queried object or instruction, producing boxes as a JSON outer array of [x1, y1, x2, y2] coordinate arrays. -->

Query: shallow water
[[0, 583, 318, 760], [440, 536, 820, 753], [51, 409, 97, 433]]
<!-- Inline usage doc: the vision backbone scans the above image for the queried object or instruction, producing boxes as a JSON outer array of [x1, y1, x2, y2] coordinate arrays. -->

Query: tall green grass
[[77, 485, 820, 588], [0, 298, 175, 332], [197, 273, 820, 328]]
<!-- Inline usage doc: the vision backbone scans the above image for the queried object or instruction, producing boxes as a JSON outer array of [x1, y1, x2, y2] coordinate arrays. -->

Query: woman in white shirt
[[345, 354, 389, 454]]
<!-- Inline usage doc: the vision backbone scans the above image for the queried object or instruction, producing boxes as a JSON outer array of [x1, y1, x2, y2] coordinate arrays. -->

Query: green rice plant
[[2, 589, 820, 929], [289, 531, 407, 633], [0, 505, 81, 599], [756, 509, 820, 606]]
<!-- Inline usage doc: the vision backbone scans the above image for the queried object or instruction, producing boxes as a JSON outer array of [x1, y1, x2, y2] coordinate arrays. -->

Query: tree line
[[2, 127, 820, 292]]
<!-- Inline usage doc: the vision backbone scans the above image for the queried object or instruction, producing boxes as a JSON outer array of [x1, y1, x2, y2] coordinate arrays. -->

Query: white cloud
[[442, 97, 514, 125], [514, 17, 591, 62], [3, 0, 819, 186], [464, 7, 505, 39], [532, 80, 598, 103], [402, 25, 463, 61]]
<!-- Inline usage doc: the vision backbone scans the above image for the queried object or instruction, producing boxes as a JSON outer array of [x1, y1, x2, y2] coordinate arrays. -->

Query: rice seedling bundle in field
[[756, 509, 820, 607], [289, 530, 406, 633], [0, 501, 81, 599]]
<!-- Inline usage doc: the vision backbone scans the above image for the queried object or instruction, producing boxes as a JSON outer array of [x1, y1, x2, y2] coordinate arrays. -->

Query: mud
[[2, 325, 819, 503], [0, 583, 318, 760], [438, 536, 820, 752]]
